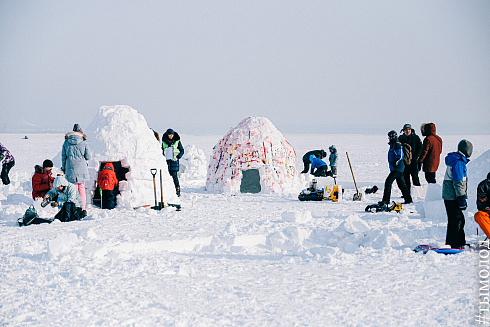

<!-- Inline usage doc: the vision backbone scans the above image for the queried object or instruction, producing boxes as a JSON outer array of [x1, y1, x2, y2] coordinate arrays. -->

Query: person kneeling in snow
[[442, 139, 472, 249], [309, 154, 331, 177], [97, 162, 118, 210], [44, 175, 86, 222], [474, 172, 490, 240], [301, 149, 327, 174]]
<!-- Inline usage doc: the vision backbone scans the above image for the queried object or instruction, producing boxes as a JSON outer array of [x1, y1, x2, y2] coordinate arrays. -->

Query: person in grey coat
[[44, 175, 85, 221], [62, 124, 91, 213]]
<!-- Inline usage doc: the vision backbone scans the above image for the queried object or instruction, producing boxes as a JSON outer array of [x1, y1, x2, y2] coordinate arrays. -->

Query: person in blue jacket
[[44, 175, 85, 221], [162, 128, 184, 196], [62, 124, 91, 214], [442, 139, 472, 249], [309, 154, 331, 177], [380, 130, 412, 205]]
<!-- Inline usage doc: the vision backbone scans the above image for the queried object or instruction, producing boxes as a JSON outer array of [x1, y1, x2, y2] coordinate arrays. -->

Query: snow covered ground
[[1, 132, 489, 326]]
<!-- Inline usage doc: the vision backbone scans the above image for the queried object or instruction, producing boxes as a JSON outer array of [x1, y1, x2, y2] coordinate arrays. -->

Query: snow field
[[0, 132, 489, 326]]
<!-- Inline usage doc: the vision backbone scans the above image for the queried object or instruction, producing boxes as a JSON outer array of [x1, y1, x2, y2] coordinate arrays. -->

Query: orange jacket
[[97, 163, 118, 191]]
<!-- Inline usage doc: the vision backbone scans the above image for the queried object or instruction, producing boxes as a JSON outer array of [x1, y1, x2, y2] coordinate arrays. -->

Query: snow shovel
[[346, 152, 362, 201], [159, 169, 165, 209], [150, 168, 160, 210]]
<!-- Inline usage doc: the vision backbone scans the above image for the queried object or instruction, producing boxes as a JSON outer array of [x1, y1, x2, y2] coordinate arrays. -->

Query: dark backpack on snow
[[18, 205, 53, 226]]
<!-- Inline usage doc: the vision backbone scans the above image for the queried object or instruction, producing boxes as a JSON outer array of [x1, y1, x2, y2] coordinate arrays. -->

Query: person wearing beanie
[[379, 130, 412, 205], [398, 123, 422, 194], [442, 139, 473, 249], [32, 159, 55, 199], [475, 172, 490, 239], [300, 149, 327, 174], [0, 142, 15, 185], [418, 123, 443, 183], [62, 123, 91, 213], [161, 128, 185, 197]]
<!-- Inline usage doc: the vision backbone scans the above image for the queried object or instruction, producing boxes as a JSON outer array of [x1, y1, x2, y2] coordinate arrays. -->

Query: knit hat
[[166, 128, 175, 135], [42, 159, 53, 168], [73, 124, 83, 133], [388, 130, 398, 140], [457, 139, 473, 158]]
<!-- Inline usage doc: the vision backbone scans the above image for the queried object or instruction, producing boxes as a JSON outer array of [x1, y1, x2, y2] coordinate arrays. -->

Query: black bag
[[55, 202, 82, 222], [18, 205, 53, 226]]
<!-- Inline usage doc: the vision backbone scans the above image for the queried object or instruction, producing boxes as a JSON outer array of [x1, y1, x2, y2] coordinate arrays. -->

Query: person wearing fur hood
[[62, 124, 91, 212], [418, 122, 443, 183], [161, 128, 184, 196], [32, 159, 54, 199], [442, 139, 472, 249]]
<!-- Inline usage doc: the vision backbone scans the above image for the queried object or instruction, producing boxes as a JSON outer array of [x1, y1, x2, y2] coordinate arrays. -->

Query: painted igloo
[[85, 105, 179, 208], [206, 116, 300, 194]]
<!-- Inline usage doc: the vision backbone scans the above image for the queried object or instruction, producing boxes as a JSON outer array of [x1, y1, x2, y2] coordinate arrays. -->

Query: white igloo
[[85, 105, 179, 209], [206, 116, 300, 194]]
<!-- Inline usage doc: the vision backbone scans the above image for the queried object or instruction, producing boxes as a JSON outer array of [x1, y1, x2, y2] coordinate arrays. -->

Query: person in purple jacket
[[0, 143, 15, 185]]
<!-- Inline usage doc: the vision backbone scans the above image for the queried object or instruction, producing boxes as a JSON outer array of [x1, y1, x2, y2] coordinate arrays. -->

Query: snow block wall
[[206, 116, 300, 194], [85, 105, 179, 208]]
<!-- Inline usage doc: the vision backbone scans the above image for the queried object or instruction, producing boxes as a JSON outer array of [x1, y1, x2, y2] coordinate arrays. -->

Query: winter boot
[[176, 187, 181, 197]]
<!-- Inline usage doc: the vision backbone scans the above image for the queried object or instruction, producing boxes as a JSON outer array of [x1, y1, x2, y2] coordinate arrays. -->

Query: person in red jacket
[[418, 122, 443, 184], [32, 159, 54, 200], [97, 162, 118, 209]]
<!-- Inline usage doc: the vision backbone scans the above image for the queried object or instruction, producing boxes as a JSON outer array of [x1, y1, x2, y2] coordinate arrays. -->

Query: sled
[[413, 245, 465, 255], [298, 190, 324, 201]]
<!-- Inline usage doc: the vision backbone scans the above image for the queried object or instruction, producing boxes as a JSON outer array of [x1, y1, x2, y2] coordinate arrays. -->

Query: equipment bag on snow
[[365, 201, 402, 213], [18, 205, 54, 226], [54, 202, 83, 222]]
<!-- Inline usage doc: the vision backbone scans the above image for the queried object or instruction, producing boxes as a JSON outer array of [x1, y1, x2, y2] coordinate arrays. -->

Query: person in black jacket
[[398, 124, 422, 195], [162, 128, 185, 196], [300, 149, 327, 174]]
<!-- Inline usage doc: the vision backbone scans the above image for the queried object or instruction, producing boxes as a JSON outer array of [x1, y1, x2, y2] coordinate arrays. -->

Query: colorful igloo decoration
[[206, 116, 300, 194]]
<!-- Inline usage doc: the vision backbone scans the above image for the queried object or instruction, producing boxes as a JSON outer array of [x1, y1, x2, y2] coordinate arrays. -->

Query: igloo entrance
[[240, 169, 261, 193], [92, 161, 129, 208]]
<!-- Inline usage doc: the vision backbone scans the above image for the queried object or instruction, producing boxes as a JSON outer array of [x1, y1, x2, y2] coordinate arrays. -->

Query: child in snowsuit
[[32, 159, 54, 199], [475, 172, 490, 239], [97, 162, 118, 209], [162, 128, 184, 197], [310, 155, 331, 177], [301, 149, 327, 174], [44, 175, 85, 222], [0, 143, 15, 185], [328, 145, 338, 176], [380, 130, 412, 205], [442, 139, 472, 249]]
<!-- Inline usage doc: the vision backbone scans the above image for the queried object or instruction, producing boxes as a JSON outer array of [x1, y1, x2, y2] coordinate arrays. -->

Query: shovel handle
[[346, 152, 359, 193]]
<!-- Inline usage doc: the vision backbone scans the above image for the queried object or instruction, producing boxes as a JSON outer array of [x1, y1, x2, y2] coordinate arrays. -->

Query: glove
[[417, 162, 422, 171], [456, 195, 467, 210]]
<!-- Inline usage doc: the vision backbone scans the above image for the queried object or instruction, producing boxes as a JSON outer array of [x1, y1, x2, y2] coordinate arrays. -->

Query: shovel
[[150, 168, 160, 210], [346, 152, 362, 201], [159, 169, 165, 209]]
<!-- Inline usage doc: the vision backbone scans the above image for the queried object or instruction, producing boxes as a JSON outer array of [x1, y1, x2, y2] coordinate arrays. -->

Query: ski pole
[[99, 188, 103, 209], [151, 168, 158, 208]]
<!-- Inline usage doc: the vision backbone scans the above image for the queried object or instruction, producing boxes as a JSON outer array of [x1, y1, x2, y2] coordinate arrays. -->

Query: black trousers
[[312, 166, 330, 177], [101, 190, 116, 209], [1, 161, 15, 185], [169, 170, 180, 189], [55, 202, 82, 222], [301, 159, 310, 174], [424, 172, 436, 184], [382, 170, 412, 203], [444, 200, 466, 248], [403, 163, 420, 193]]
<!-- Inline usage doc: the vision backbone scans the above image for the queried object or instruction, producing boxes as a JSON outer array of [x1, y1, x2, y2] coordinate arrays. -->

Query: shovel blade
[[353, 192, 362, 201]]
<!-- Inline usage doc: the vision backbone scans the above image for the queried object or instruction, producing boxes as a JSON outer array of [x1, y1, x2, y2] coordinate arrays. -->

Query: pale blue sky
[[1, 1, 489, 134]]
